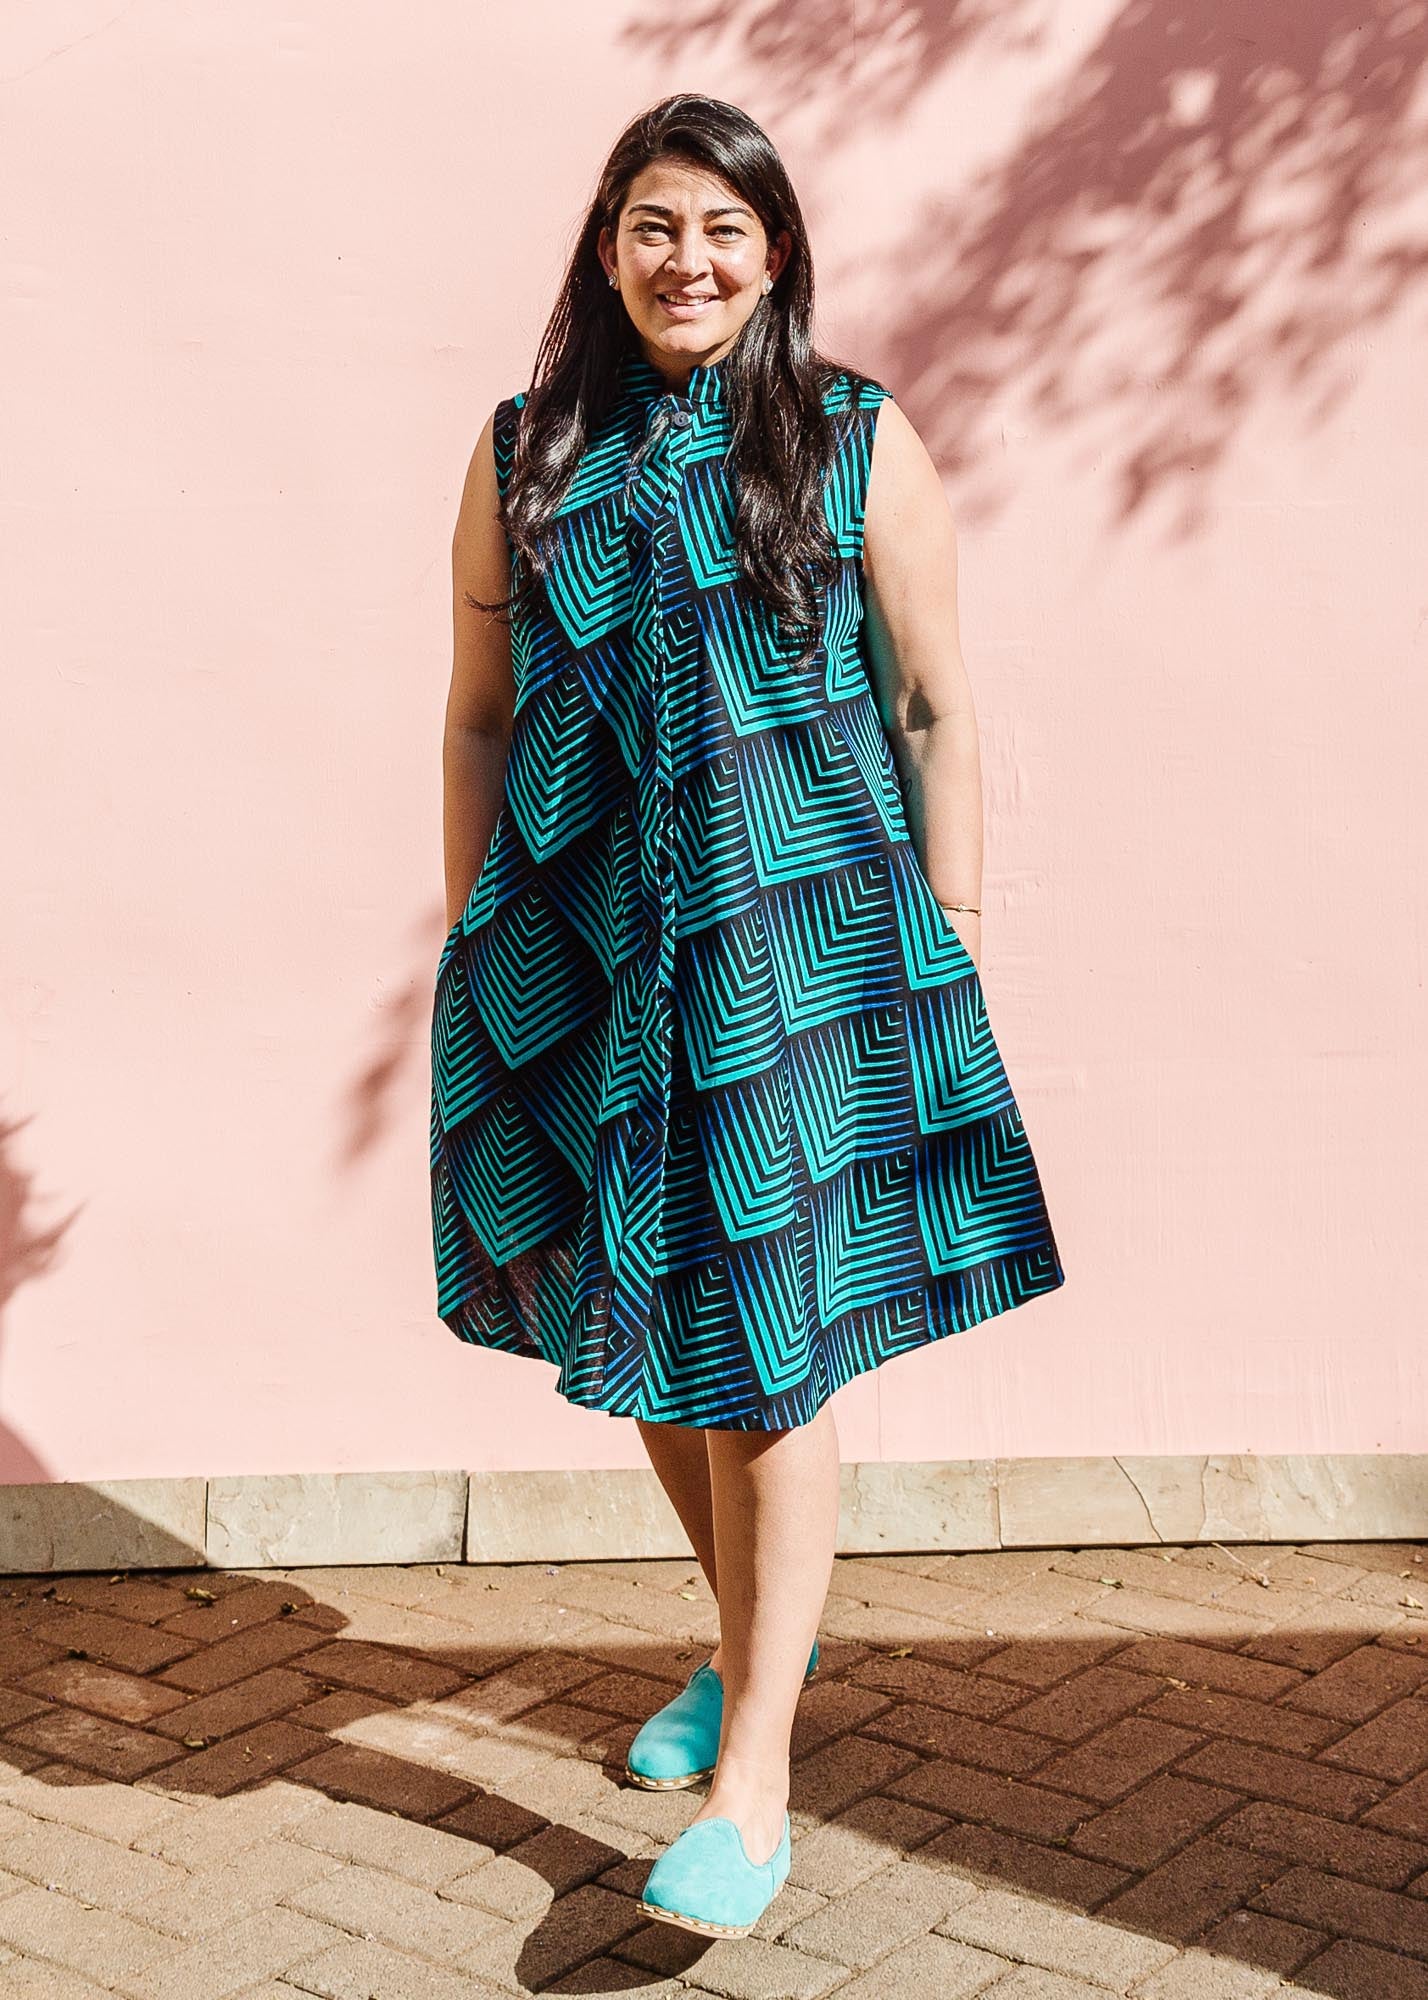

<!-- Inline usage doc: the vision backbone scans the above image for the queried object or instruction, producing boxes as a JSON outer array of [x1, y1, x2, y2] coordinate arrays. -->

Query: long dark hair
[[469, 93, 883, 670]]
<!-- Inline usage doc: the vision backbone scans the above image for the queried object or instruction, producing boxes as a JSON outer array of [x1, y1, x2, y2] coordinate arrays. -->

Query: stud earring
[[609, 273, 618, 288], [762, 274, 773, 293]]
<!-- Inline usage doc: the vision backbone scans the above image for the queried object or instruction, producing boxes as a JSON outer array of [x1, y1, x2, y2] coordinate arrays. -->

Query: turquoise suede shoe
[[638, 1808, 792, 1936], [623, 1638, 820, 1790]]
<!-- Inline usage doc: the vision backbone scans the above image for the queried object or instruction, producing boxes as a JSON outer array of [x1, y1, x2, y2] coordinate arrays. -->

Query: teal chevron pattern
[[430, 343, 1065, 1427]]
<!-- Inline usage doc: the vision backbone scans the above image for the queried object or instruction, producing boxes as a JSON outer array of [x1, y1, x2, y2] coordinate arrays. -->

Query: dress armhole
[[492, 390, 525, 506], [854, 383, 895, 567]]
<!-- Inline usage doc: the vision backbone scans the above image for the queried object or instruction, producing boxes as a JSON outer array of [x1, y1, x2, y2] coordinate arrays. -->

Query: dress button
[[669, 407, 693, 428]]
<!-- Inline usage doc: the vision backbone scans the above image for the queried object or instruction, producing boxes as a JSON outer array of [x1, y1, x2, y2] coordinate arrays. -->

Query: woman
[[430, 94, 1065, 1936]]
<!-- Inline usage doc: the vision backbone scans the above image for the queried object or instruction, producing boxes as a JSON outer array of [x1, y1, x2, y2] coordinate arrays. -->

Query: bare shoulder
[[453, 408, 500, 549], [451, 408, 511, 602], [445, 404, 515, 737], [858, 393, 968, 722], [863, 396, 957, 589]]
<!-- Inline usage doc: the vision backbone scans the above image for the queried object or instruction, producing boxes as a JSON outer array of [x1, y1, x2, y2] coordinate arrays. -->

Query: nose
[[662, 234, 712, 283]]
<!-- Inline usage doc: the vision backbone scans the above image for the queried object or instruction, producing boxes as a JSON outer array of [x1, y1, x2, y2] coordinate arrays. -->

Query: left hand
[[942, 907, 981, 976]]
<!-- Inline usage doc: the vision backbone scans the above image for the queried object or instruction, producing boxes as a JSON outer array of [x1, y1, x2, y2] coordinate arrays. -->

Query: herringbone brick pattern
[[1, 1541, 1426, 1996]]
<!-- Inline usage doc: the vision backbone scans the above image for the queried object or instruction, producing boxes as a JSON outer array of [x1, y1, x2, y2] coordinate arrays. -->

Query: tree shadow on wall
[[332, 914, 442, 1173], [339, 0, 1428, 1166], [0, 1110, 79, 1482], [625, 0, 1428, 534]]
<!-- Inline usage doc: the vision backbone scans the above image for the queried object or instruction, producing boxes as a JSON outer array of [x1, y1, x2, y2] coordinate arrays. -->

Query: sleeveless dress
[[430, 344, 1065, 1429]]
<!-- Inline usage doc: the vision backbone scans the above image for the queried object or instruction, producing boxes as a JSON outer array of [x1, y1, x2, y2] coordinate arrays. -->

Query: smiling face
[[598, 157, 791, 384]]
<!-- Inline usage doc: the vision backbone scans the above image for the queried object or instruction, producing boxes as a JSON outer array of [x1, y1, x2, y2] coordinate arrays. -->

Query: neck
[[621, 344, 729, 410]]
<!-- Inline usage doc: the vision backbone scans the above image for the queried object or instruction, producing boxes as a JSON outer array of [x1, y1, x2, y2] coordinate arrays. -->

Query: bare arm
[[444, 411, 517, 930], [861, 397, 984, 969]]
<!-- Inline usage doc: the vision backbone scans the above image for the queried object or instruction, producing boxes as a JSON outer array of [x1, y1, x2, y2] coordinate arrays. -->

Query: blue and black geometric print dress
[[430, 344, 1065, 1429]]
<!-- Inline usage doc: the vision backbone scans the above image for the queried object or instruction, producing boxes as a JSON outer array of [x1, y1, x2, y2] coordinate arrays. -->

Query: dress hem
[[439, 1250, 1065, 1433]]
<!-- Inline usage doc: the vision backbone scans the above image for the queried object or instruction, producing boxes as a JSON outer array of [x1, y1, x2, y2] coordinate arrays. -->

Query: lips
[[657, 293, 718, 320]]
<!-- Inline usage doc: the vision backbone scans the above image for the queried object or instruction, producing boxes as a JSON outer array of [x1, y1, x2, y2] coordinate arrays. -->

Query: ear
[[767, 228, 794, 285]]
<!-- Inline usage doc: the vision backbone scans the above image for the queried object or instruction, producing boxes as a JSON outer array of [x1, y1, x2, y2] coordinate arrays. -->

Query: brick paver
[[2, 1542, 1427, 1995]]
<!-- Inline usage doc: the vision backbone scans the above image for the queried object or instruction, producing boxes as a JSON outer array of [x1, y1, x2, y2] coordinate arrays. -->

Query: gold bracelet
[[940, 901, 981, 915]]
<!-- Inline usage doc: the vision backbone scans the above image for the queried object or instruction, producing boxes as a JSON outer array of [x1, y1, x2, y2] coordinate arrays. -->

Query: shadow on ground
[[1, 1536, 1427, 1994]]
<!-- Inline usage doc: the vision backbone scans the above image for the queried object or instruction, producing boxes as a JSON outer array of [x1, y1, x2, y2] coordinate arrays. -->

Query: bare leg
[[634, 1416, 719, 1603], [630, 1419, 733, 1679], [688, 1402, 840, 1866]]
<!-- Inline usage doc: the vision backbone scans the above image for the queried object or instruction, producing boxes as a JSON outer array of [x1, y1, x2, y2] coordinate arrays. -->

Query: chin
[[650, 318, 721, 335]]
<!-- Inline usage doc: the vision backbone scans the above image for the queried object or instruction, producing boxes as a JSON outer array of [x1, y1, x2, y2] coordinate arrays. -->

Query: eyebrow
[[625, 203, 754, 221]]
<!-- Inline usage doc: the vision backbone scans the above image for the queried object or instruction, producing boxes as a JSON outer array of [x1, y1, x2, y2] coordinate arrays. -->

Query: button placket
[[631, 392, 693, 1331], [651, 399, 690, 998]]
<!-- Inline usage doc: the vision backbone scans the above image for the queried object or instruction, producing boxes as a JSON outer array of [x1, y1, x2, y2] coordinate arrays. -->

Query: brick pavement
[[0, 1540, 1426, 1996]]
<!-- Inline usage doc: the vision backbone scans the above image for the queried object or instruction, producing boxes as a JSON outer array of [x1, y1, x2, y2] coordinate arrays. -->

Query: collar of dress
[[618, 346, 728, 416]]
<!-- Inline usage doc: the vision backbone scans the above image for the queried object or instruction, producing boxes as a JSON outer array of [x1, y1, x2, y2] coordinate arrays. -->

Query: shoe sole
[[624, 1762, 716, 1791], [636, 1896, 759, 1937], [622, 1662, 818, 1791]]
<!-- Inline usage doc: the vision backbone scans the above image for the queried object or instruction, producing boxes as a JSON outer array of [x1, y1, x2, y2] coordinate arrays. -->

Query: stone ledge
[[0, 1455, 1422, 1574], [996, 1455, 1428, 1548], [0, 1476, 206, 1574], [208, 1469, 468, 1568]]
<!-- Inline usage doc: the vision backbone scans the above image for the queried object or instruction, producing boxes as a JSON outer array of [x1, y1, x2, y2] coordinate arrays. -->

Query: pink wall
[[4, 3, 1426, 1484]]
